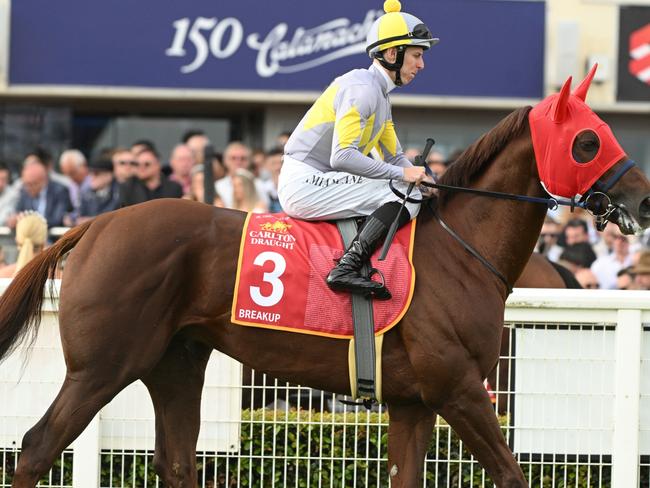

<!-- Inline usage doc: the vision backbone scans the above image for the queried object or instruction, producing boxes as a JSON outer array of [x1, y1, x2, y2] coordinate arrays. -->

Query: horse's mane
[[437, 106, 533, 207]]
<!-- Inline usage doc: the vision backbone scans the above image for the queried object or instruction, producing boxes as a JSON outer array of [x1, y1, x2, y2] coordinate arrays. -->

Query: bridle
[[389, 158, 637, 294], [578, 159, 636, 231]]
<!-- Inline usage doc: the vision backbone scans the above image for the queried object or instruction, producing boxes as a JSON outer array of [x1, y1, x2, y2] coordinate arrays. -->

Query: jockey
[[277, 0, 438, 300]]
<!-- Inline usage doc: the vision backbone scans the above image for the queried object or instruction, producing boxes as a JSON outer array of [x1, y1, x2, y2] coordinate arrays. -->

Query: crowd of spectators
[[535, 209, 650, 290], [0, 129, 289, 228]]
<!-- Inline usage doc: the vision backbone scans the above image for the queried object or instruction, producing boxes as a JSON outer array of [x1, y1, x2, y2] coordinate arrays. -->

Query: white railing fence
[[0, 282, 649, 487]]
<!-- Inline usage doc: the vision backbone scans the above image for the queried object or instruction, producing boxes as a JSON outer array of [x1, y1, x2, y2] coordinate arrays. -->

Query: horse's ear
[[573, 64, 598, 102], [551, 76, 572, 123]]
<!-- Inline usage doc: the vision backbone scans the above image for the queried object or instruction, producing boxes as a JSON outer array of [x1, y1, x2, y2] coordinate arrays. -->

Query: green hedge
[[1, 408, 616, 487]]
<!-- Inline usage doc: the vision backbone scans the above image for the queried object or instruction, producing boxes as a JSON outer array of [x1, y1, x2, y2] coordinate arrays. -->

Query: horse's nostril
[[640, 196, 650, 219]]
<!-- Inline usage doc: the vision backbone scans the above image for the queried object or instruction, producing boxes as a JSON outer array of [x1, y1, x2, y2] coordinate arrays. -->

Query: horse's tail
[[0, 220, 93, 364]]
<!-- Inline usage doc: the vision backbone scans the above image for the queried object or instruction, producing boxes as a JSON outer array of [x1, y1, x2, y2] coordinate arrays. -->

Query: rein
[[390, 158, 637, 295], [436, 214, 513, 294], [392, 177, 584, 210], [391, 159, 637, 213]]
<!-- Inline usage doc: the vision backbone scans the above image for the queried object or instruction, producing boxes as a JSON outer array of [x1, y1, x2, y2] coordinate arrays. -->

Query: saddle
[[230, 212, 417, 404]]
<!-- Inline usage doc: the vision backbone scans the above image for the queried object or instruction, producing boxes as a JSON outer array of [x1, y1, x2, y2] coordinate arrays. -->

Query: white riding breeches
[[278, 156, 421, 221]]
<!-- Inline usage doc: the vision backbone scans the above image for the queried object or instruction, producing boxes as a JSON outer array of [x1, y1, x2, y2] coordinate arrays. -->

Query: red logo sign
[[629, 23, 650, 84]]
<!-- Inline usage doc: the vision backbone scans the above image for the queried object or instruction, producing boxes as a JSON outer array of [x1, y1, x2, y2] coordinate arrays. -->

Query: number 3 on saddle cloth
[[231, 212, 416, 338]]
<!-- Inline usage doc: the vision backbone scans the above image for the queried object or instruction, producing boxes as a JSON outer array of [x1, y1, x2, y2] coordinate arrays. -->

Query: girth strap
[[335, 219, 378, 405]]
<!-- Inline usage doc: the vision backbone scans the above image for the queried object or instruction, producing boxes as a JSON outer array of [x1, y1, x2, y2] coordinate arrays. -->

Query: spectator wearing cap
[[119, 148, 183, 207], [78, 156, 121, 223], [630, 251, 650, 290]]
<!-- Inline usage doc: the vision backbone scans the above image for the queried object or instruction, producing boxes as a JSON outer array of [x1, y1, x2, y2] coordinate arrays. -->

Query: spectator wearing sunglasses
[[111, 147, 136, 184], [119, 147, 182, 207]]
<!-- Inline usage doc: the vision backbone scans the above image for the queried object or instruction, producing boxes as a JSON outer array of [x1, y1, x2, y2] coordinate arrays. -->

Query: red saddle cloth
[[231, 213, 416, 339]]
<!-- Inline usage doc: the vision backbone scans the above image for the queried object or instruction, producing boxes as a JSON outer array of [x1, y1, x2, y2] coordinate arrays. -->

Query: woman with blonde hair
[[231, 168, 267, 213], [0, 212, 48, 278]]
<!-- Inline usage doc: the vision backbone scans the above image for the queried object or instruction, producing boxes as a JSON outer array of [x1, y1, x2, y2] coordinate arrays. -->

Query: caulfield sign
[[618, 6, 650, 101]]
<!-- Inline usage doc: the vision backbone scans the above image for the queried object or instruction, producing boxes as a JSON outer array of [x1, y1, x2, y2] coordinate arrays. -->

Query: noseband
[[580, 159, 636, 230]]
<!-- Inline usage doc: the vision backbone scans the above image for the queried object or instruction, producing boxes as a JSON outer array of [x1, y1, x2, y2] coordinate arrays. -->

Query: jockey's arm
[[332, 147, 405, 180], [330, 85, 406, 181]]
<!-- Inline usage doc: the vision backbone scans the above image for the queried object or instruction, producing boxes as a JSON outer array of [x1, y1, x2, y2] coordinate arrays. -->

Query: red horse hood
[[529, 65, 625, 198]]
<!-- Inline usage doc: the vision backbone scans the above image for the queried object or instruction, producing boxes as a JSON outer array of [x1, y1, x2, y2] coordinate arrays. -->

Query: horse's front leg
[[438, 373, 528, 487], [386, 401, 436, 487]]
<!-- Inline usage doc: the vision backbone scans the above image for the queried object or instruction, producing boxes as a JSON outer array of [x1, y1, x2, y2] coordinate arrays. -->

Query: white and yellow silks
[[278, 63, 421, 220]]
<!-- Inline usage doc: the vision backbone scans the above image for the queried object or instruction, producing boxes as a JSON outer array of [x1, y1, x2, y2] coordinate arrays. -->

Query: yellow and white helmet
[[366, 0, 438, 57]]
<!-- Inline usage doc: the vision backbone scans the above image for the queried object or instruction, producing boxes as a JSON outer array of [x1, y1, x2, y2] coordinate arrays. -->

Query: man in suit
[[10, 160, 72, 228]]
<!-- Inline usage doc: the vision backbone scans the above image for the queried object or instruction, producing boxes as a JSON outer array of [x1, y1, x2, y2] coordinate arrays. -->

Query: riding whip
[[379, 138, 435, 261]]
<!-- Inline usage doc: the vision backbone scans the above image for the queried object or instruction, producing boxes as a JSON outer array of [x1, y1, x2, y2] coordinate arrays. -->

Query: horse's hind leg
[[142, 335, 212, 487], [12, 373, 133, 488], [12, 307, 177, 487], [438, 375, 527, 487], [386, 402, 436, 487]]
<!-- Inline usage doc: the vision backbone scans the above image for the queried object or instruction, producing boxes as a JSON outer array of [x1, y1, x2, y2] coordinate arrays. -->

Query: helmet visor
[[412, 23, 432, 40]]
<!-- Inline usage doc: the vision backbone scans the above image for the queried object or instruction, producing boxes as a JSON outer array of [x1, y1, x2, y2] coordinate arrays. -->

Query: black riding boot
[[326, 202, 410, 300]]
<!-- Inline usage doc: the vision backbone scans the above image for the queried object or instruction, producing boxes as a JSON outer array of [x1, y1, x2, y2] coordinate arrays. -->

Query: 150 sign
[[165, 11, 380, 77]]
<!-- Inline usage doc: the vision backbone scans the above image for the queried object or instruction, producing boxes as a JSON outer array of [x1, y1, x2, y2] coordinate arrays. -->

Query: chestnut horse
[[2, 80, 650, 487]]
